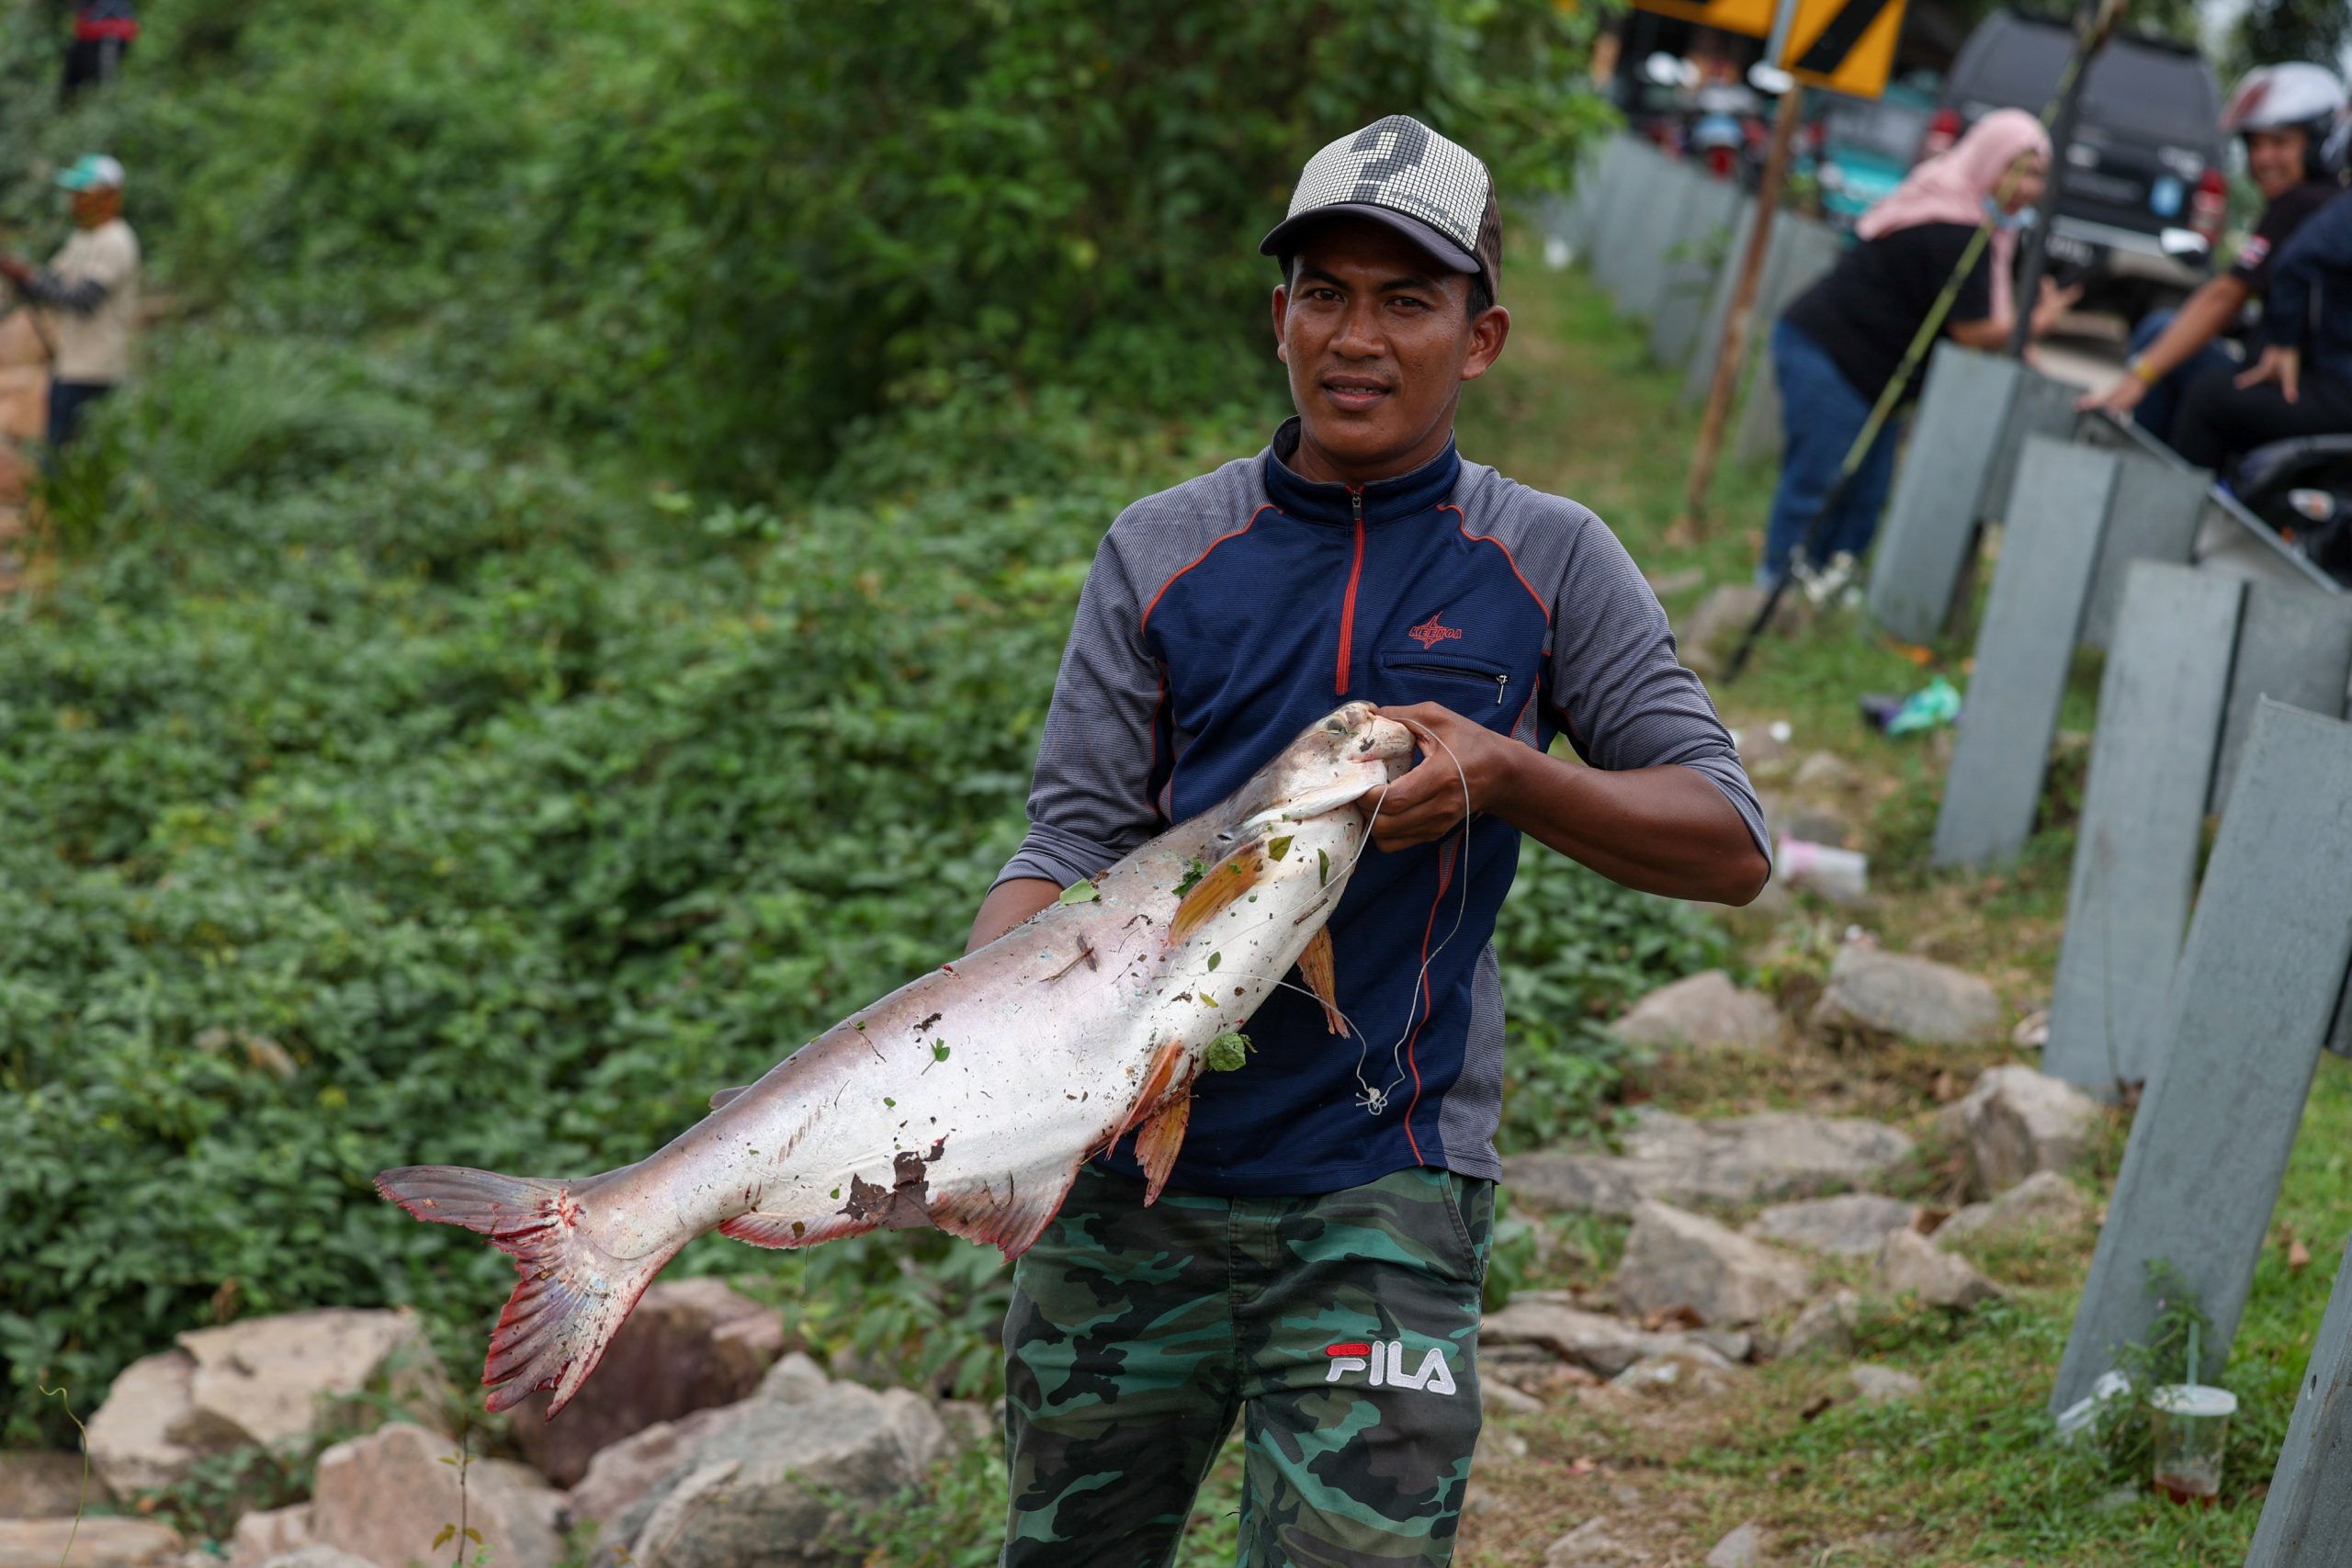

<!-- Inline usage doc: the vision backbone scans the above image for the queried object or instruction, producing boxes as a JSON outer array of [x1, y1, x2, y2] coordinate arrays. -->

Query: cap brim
[[1259, 203, 1480, 277]]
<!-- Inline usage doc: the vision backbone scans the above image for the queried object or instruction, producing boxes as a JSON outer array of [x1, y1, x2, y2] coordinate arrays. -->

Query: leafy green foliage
[[0, 0, 1658, 1449]]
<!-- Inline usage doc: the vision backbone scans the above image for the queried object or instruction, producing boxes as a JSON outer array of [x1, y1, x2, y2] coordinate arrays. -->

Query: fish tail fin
[[375, 1165, 678, 1417]]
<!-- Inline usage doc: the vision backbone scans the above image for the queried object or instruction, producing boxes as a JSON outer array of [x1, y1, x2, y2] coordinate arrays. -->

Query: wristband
[[2128, 355, 2160, 387]]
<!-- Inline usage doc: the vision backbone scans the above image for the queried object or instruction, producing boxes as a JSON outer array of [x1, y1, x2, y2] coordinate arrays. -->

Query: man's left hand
[[2237, 344, 2301, 405], [1369, 703, 1524, 851]]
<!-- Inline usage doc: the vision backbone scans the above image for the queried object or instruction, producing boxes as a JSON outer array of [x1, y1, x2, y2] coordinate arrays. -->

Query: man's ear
[[1272, 284, 1291, 365], [1459, 305, 1511, 384]]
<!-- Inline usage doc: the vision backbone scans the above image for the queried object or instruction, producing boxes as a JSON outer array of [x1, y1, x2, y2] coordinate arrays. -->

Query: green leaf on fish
[[1206, 953, 1220, 971], [1268, 835, 1294, 862], [1198, 992, 1218, 1007], [1317, 848, 1330, 887], [884, 1097, 896, 1108], [1205, 1031, 1253, 1072], [932, 1041, 950, 1062], [1058, 879, 1100, 905], [1175, 857, 1208, 897]]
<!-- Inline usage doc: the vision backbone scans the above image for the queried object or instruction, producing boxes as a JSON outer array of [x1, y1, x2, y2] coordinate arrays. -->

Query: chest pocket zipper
[[1386, 660, 1511, 706]]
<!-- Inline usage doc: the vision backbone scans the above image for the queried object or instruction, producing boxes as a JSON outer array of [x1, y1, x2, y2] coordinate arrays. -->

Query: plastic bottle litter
[[1860, 676, 1962, 737], [2151, 1383, 2235, 1506], [1778, 835, 1868, 902]]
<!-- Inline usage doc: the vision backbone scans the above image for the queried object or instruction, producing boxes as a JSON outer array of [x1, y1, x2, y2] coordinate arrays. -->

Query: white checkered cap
[[1259, 115, 1501, 291]]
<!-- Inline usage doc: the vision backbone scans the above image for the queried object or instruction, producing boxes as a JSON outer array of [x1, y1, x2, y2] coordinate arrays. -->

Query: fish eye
[[1323, 719, 1347, 735]]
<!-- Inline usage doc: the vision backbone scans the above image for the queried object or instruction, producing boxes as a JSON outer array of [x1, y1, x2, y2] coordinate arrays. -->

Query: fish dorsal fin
[[1133, 1094, 1190, 1205], [1300, 927, 1345, 1035], [1170, 844, 1267, 944]]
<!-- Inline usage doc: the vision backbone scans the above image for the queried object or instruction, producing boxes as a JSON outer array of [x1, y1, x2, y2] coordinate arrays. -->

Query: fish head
[[1226, 703, 1417, 832]]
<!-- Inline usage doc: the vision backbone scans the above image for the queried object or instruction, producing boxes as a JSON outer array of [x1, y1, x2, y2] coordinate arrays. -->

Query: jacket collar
[[1261, 417, 1462, 526]]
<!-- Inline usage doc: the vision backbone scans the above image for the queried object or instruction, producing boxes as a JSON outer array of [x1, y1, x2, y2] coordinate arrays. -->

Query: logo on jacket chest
[[1407, 614, 1464, 649]]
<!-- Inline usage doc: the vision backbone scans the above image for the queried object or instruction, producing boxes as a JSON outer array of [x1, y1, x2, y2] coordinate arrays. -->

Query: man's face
[[69, 186, 119, 228], [1271, 218, 1508, 485], [2244, 128, 2308, 199]]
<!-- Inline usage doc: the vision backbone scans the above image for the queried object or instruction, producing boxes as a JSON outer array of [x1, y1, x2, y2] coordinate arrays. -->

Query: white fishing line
[[1350, 717, 1475, 1117]]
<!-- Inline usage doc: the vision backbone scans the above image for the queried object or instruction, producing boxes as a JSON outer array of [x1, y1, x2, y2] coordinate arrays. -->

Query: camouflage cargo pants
[[1001, 1162, 1493, 1567]]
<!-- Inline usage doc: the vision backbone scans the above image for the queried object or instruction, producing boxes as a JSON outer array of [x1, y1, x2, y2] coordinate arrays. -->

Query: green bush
[[0, 0, 1670, 1446]]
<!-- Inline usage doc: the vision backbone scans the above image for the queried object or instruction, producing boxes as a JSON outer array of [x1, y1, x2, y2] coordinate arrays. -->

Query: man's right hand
[[2077, 372, 2149, 417]]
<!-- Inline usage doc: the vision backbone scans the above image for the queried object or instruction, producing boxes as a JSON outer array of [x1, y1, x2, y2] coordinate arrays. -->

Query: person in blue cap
[[0, 154, 142, 453]]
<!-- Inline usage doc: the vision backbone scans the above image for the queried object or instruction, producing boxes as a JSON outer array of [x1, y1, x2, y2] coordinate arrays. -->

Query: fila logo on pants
[[1323, 1340, 1458, 1395]]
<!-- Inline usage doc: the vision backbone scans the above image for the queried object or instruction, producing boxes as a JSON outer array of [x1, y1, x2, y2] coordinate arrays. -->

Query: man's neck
[[1284, 423, 1456, 489]]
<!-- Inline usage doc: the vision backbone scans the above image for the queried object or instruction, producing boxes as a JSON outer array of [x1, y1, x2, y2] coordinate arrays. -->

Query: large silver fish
[[377, 703, 1415, 1415]]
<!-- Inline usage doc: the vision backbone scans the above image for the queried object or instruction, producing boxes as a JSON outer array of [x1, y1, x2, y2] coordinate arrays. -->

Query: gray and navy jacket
[[996, 419, 1768, 1197]]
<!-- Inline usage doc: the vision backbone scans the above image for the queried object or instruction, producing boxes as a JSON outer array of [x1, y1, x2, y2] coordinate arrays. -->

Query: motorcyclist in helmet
[[2172, 122, 2352, 474], [2078, 62, 2349, 449]]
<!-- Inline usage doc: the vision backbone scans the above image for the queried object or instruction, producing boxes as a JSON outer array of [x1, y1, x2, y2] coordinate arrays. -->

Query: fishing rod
[[1721, 0, 2131, 682]]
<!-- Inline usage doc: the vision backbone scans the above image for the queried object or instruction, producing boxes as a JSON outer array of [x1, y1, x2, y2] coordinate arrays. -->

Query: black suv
[[1933, 8, 2225, 315]]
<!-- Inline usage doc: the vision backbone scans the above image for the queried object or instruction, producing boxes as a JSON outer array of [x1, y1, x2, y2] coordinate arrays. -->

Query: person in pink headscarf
[[1758, 107, 2077, 586]]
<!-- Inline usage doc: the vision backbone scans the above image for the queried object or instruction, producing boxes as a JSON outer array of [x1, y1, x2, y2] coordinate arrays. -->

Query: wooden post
[[1678, 82, 1803, 537]]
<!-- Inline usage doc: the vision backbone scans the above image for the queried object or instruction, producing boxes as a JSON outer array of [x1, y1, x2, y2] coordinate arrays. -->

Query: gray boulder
[[1506, 1108, 1913, 1217], [1543, 1517, 1644, 1568], [1615, 1202, 1812, 1327], [311, 1422, 561, 1568], [179, 1309, 447, 1452], [85, 1350, 238, 1496], [1705, 1521, 1763, 1568], [1792, 751, 1862, 793], [1876, 1229, 2004, 1310], [1778, 1289, 1862, 1359], [0, 1452, 97, 1518], [564, 1403, 747, 1534], [1952, 1066, 2099, 1195], [227, 1504, 312, 1568], [1850, 1364, 1925, 1404], [1746, 1194, 1919, 1257], [605, 1355, 946, 1568], [1479, 1295, 1735, 1379], [1611, 971, 1783, 1053], [1939, 1169, 2095, 1243], [256, 1552, 378, 1568], [0, 1518, 181, 1568], [1811, 946, 2002, 1044]]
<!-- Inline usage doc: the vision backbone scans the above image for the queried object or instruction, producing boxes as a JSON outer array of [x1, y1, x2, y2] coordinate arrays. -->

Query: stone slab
[[2211, 581, 2352, 818], [2043, 564, 2242, 1097], [1980, 367, 2079, 525], [2078, 452, 2210, 651], [1732, 217, 1841, 467], [1591, 144, 1678, 307], [1867, 345, 2025, 643], [1647, 177, 1743, 369], [2051, 703, 2352, 1412], [2247, 1234, 2352, 1565], [1560, 137, 1639, 259], [1616, 162, 1705, 321], [1679, 195, 1763, 410], [1931, 438, 2117, 868]]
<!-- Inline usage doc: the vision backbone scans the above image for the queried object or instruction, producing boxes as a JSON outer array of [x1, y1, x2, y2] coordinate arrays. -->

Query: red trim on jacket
[[1335, 507, 1367, 695], [1140, 504, 1274, 637], [1444, 504, 1550, 623]]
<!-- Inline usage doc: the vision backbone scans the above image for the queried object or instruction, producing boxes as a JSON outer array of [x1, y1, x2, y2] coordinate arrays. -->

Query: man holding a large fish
[[964, 118, 1770, 1565], [379, 116, 1768, 1566]]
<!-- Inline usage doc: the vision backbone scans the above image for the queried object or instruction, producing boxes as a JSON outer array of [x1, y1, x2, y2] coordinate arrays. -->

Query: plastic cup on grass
[[2150, 1384, 2234, 1506]]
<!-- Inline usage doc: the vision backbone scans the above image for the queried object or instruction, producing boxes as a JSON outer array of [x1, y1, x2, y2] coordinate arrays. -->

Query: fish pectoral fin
[[708, 1084, 750, 1111], [1170, 844, 1267, 944], [927, 1159, 1083, 1261], [1133, 1094, 1191, 1206], [718, 1210, 875, 1249], [1300, 927, 1345, 1035]]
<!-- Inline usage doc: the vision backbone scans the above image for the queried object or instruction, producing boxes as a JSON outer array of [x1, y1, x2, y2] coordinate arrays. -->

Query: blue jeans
[[2127, 309, 2234, 452], [1758, 320, 1905, 583]]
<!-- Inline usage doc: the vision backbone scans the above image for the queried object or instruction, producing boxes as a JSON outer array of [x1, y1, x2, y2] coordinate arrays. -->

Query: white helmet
[[2222, 63, 2349, 179]]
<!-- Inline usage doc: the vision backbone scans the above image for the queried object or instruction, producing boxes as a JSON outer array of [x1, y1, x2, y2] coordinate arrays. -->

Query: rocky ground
[[0, 937, 2120, 1568]]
